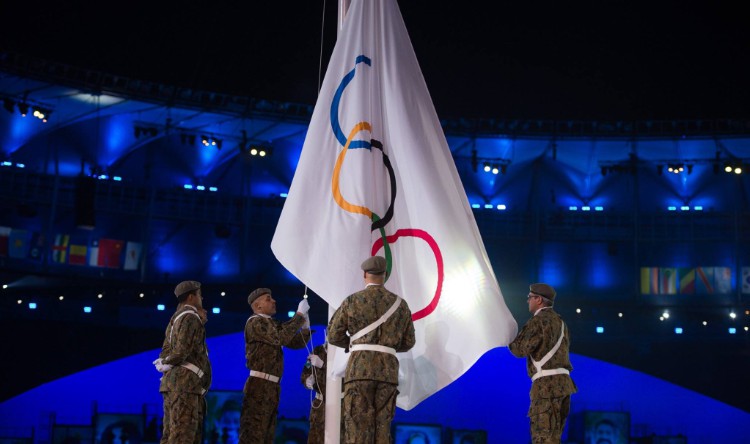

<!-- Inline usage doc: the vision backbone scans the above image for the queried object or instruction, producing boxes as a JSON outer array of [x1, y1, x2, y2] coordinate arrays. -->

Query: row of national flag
[[0, 227, 142, 270], [640, 266, 750, 294]]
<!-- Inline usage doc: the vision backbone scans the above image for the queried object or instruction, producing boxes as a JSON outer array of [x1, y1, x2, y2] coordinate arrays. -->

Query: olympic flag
[[271, 0, 517, 410]]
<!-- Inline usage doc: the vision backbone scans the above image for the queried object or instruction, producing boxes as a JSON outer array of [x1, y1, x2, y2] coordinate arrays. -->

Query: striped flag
[[88, 239, 100, 267], [640, 267, 659, 294], [68, 236, 88, 265], [51, 234, 70, 263], [659, 268, 677, 294], [271, 0, 517, 410]]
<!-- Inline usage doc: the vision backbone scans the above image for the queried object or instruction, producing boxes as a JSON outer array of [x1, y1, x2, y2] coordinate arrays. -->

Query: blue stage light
[[484, 204, 493, 209], [582, 206, 591, 211], [212, 307, 220, 314], [183, 184, 193, 190], [596, 326, 604, 334], [496, 204, 506, 210], [471, 203, 480, 209], [667, 206, 677, 211], [675, 327, 683, 334], [83, 306, 92, 313], [29, 302, 37, 310], [595, 206, 604, 211], [157, 304, 165, 311], [568, 206, 578, 211], [728, 327, 737, 334], [288, 311, 295, 318]]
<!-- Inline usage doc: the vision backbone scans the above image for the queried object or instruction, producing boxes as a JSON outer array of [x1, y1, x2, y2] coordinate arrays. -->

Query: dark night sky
[[2, 0, 749, 121]]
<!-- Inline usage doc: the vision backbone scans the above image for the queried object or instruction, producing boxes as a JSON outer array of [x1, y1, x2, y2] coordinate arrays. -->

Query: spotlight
[[483, 162, 491, 173], [17, 102, 28, 117], [491, 165, 499, 175]]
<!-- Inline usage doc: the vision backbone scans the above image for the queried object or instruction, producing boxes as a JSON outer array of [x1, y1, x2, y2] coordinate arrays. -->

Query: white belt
[[181, 363, 205, 378], [350, 344, 397, 356], [250, 370, 280, 383], [531, 368, 570, 381]]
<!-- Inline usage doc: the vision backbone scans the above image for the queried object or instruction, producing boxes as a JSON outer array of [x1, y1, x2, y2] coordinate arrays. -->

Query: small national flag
[[678, 268, 695, 294], [9, 229, 29, 258], [0, 226, 10, 257], [28, 232, 45, 261], [68, 237, 88, 266], [659, 268, 677, 294], [123, 241, 143, 271], [52, 234, 70, 263], [742, 267, 750, 294], [88, 239, 100, 267], [97, 238, 124, 268], [640, 267, 659, 295], [714, 267, 732, 294], [695, 266, 715, 294]]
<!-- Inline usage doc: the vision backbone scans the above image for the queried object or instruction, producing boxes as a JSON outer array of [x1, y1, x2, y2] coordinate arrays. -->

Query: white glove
[[297, 298, 310, 315], [308, 354, 324, 368], [305, 375, 315, 389], [152, 358, 173, 373], [302, 313, 311, 329]]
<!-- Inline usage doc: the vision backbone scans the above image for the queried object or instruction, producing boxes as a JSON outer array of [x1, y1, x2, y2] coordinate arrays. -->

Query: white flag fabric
[[123, 241, 143, 271], [271, 0, 517, 410]]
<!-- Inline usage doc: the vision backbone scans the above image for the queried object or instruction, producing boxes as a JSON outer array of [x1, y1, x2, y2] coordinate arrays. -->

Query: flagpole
[[324, 3, 351, 442]]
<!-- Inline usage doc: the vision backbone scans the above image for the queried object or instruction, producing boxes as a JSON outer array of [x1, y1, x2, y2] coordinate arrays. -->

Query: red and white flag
[[271, 0, 517, 410]]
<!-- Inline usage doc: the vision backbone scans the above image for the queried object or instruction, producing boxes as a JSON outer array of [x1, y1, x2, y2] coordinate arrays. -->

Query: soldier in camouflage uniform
[[239, 288, 312, 444], [154, 280, 212, 444], [509, 283, 577, 444], [300, 343, 327, 444], [328, 256, 416, 444]]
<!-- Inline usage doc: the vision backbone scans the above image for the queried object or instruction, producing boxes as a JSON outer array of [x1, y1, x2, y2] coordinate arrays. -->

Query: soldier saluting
[[154, 280, 212, 444], [328, 255, 416, 444]]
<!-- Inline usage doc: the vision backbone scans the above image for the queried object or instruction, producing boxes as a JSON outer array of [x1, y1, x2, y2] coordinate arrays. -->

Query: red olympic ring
[[371, 229, 444, 321]]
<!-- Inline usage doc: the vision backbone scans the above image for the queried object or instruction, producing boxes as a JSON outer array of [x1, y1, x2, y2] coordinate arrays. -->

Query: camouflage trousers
[[342, 380, 398, 444], [239, 375, 280, 444], [528, 395, 571, 444], [160, 391, 204, 444], [306, 396, 325, 444]]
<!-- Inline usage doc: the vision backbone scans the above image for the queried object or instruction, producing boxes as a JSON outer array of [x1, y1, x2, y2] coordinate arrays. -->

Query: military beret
[[529, 283, 556, 301], [174, 280, 201, 298], [361, 255, 387, 274], [248, 287, 271, 306]]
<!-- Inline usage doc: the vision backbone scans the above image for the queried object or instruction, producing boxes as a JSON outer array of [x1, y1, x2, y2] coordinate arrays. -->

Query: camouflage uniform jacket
[[301, 344, 327, 398], [509, 307, 577, 399], [244, 313, 310, 378], [159, 304, 212, 395], [327, 285, 416, 384]]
